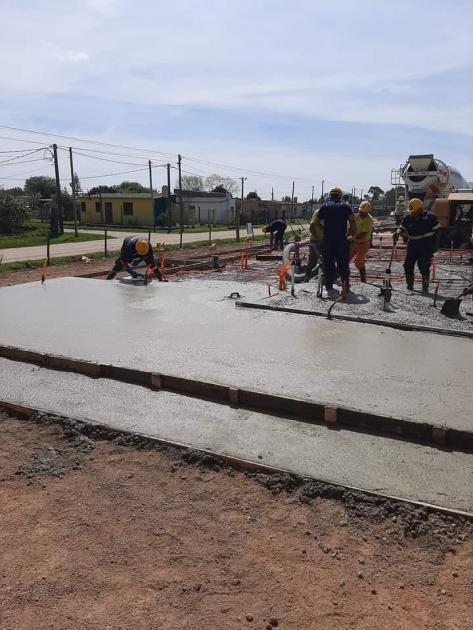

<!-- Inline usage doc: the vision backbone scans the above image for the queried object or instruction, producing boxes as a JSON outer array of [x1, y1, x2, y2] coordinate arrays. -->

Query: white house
[[175, 189, 236, 225]]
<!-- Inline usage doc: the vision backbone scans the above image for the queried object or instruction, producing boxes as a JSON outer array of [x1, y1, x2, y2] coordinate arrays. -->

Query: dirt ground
[[1, 412, 472, 630], [0, 241, 267, 288]]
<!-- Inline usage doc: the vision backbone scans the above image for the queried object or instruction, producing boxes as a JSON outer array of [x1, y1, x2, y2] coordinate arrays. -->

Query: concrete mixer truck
[[392, 154, 472, 248]]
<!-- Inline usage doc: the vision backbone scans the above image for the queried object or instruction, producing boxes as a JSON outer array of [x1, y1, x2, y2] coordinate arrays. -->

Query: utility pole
[[290, 181, 295, 221], [178, 154, 184, 248], [321, 179, 325, 202], [148, 160, 155, 231], [271, 187, 274, 201], [166, 163, 171, 233], [311, 185, 314, 208], [238, 177, 245, 242], [68, 147, 78, 237], [52, 143, 63, 236]]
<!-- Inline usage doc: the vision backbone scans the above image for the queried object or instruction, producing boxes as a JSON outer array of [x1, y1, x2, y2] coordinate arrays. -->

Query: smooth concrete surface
[[0, 277, 471, 432], [1, 358, 472, 513], [0, 228, 264, 263]]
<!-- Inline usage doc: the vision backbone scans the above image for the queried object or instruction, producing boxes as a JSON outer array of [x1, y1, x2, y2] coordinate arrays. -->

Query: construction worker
[[304, 207, 324, 281], [106, 236, 166, 281], [395, 195, 406, 226], [262, 218, 287, 250], [317, 186, 356, 297], [398, 198, 441, 292], [349, 200, 374, 283]]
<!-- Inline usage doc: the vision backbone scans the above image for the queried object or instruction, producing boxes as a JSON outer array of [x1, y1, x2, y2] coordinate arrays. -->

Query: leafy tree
[[88, 185, 119, 194], [24, 176, 56, 199], [4, 186, 24, 197], [70, 172, 83, 196], [0, 190, 30, 233], [246, 191, 260, 200], [181, 175, 204, 191], [367, 186, 384, 203], [205, 174, 238, 195], [211, 184, 228, 194], [118, 181, 148, 193]]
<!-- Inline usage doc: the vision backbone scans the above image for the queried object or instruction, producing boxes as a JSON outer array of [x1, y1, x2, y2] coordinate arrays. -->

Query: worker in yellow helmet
[[317, 186, 356, 297], [397, 198, 440, 292], [395, 194, 406, 226], [349, 201, 374, 283], [106, 236, 166, 281]]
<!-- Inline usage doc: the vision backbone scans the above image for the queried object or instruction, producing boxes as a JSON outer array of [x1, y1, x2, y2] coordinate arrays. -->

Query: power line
[[0, 124, 329, 185], [0, 148, 47, 165], [0, 124, 174, 158]]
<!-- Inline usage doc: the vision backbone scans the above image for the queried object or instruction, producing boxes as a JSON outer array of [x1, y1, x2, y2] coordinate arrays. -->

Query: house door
[[104, 202, 113, 223]]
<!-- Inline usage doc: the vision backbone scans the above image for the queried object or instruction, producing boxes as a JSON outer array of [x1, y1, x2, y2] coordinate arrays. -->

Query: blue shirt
[[317, 201, 353, 242], [401, 211, 440, 241]]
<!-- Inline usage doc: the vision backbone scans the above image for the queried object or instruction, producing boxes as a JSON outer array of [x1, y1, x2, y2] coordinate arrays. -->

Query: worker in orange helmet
[[349, 200, 374, 283], [106, 236, 166, 281]]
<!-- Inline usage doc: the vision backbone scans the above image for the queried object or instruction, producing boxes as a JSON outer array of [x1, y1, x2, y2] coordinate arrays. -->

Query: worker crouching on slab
[[262, 218, 287, 250], [349, 201, 374, 283], [317, 187, 356, 298], [397, 198, 440, 293], [106, 236, 166, 281]]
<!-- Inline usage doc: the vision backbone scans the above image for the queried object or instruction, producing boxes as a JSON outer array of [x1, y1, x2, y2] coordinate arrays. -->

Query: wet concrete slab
[[0, 277, 471, 432], [1, 358, 472, 514]]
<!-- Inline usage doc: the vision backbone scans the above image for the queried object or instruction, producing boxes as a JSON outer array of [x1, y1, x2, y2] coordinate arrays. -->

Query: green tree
[[4, 186, 24, 197], [246, 191, 260, 200], [119, 181, 148, 193], [24, 176, 56, 199], [88, 185, 119, 194], [70, 172, 82, 196], [0, 190, 30, 233]]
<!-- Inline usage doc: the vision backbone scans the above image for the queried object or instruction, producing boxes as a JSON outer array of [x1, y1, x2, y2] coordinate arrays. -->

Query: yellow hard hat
[[408, 198, 423, 213], [359, 201, 371, 213], [398, 195, 405, 201], [329, 186, 343, 197], [135, 238, 150, 256]]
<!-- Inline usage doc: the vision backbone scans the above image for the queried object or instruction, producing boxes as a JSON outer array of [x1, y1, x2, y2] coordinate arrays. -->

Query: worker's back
[[317, 200, 353, 242]]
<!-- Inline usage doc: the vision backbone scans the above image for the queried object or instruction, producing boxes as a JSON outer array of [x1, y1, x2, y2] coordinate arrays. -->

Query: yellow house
[[79, 193, 154, 226]]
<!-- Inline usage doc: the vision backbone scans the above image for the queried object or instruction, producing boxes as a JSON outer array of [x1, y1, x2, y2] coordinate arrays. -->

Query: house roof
[[173, 189, 228, 199], [80, 193, 152, 199]]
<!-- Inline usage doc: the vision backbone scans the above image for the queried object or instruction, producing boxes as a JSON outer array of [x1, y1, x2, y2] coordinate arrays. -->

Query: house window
[[123, 202, 134, 216], [95, 201, 101, 213], [80, 202, 86, 213]]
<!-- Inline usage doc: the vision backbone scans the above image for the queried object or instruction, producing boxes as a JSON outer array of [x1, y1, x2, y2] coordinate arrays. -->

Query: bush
[[0, 190, 30, 233]]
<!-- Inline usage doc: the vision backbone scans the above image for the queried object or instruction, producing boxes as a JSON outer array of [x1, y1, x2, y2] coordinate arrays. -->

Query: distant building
[[79, 193, 153, 226], [170, 189, 236, 225], [237, 198, 313, 224]]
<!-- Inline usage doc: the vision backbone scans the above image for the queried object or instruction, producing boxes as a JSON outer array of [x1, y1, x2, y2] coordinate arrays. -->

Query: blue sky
[[0, 0, 472, 199]]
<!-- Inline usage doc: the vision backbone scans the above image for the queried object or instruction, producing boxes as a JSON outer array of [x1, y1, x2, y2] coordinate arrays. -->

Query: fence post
[[104, 228, 108, 257]]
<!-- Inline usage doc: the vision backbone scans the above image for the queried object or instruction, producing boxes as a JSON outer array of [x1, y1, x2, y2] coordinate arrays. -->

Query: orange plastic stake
[[277, 262, 290, 290]]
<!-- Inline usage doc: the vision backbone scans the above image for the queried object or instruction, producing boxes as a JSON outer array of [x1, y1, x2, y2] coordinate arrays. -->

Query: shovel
[[441, 284, 473, 317]]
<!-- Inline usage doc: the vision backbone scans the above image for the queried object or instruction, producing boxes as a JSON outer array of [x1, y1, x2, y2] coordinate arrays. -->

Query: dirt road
[[1, 412, 471, 630]]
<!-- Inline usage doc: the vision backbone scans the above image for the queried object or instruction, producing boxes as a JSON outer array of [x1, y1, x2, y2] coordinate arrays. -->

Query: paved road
[[0, 228, 263, 263], [0, 277, 471, 432], [1, 358, 472, 513]]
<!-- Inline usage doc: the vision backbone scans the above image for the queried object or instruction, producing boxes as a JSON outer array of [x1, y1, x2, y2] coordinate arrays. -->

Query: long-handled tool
[[440, 284, 473, 317], [379, 232, 398, 310]]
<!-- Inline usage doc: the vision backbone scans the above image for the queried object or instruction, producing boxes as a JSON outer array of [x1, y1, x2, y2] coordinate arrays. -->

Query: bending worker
[[317, 186, 356, 297], [263, 218, 287, 250], [398, 197, 440, 292], [349, 200, 374, 283], [304, 207, 324, 281], [106, 236, 166, 281]]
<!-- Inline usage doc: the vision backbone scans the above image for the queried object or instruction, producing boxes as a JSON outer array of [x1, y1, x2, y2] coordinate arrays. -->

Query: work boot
[[422, 275, 430, 293], [106, 271, 117, 280], [341, 279, 349, 299], [359, 267, 367, 283], [405, 273, 414, 291]]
